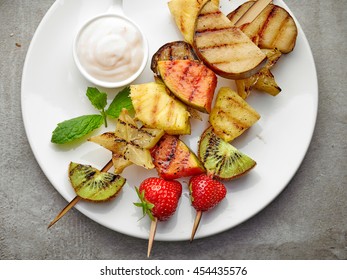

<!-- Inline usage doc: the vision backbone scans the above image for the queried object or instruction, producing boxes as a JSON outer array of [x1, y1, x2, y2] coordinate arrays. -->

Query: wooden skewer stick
[[190, 210, 202, 242], [235, 0, 272, 27], [147, 217, 158, 258], [47, 159, 113, 229]]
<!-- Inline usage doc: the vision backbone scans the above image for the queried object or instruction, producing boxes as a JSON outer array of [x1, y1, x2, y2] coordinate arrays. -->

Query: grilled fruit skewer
[[189, 174, 226, 241], [48, 159, 115, 228], [134, 177, 182, 257]]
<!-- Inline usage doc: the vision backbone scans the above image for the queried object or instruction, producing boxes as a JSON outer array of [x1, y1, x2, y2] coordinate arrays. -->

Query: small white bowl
[[72, 2, 148, 88]]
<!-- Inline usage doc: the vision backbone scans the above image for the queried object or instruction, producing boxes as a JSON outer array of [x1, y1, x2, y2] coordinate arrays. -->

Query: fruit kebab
[[48, 109, 165, 228], [187, 125, 257, 241], [189, 174, 227, 241], [134, 177, 182, 257], [48, 159, 121, 229]]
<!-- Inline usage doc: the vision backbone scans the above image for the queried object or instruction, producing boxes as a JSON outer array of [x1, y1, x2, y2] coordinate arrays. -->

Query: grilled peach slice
[[157, 60, 217, 113]]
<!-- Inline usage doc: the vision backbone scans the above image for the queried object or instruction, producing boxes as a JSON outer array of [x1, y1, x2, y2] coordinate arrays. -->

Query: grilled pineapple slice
[[130, 82, 191, 135], [168, 0, 220, 45], [89, 109, 164, 173], [227, 1, 298, 54], [209, 87, 260, 142], [193, 0, 266, 80]]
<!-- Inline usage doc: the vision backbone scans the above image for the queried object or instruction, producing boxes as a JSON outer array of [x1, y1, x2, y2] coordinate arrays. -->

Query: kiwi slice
[[198, 126, 256, 180], [68, 162, 126, 202]]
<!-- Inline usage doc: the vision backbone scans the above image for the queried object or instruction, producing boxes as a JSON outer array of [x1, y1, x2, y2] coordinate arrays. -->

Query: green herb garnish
[[106, 86, 134, 118], [51, 115, 103, 144], [51, 86, 134, 144], [86, 87, 108, 127]]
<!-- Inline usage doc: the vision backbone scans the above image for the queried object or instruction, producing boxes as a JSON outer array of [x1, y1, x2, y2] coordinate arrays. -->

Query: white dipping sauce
[[76, 16, 145, 83]]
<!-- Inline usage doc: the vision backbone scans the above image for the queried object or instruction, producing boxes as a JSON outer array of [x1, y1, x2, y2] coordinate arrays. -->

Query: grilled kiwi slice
[[151, 41, 198, 76], [198, 126, 256, 180], [68, 162, 126, 202]]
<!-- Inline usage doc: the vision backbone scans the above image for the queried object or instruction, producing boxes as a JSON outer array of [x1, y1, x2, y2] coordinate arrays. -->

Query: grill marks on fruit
[[199, 127, 256, 180], [227, 2, 297, 53], [68, 162, 125, 202], [158, 60, 216, 113], [153, 136, 180, 173], [258, 6, 289, 47], [151, 134, 205, 180], [193, 0, 267, 79]]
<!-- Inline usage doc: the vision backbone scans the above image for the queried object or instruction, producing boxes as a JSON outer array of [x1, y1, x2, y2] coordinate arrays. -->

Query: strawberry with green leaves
[[189, 174, 227, 241], [134, 177, 182, 256]]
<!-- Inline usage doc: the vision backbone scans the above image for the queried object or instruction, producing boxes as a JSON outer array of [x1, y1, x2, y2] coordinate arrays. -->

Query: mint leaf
[[86, 87, 108, 127], [51, 114, 103, 144], [106, 86, 134, 118], [86, 87, 107, 111]]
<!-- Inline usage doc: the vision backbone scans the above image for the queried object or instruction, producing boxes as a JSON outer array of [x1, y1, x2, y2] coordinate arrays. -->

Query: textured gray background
[[0, 0, 346, 260]]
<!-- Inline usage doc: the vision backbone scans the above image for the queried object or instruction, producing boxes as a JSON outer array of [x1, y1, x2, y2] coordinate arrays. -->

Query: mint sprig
[[51, 86, 134, 144], [51, 115, 103, 144], [106, 86, 134, 118]]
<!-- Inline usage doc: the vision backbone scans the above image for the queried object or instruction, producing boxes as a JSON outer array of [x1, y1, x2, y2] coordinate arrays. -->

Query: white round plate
[[21, 0, 318, 241]]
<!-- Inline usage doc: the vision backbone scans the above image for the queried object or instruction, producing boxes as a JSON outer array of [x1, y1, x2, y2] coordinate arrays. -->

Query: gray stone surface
[[0, 0, 346, 260]]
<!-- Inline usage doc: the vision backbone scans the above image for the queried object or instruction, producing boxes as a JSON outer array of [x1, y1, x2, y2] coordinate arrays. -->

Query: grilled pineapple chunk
[[193, 0, 266, 79], [209, 87, 260, 142], [130, 82, 191, 135], [168, 0, 220, 44], [227, 1, 298, 54]]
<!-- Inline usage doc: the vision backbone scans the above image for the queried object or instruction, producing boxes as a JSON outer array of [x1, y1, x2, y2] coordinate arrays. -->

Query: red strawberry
[[189, 174, 226, 212], [134, 177, 182, 257], [189, 174, 226, 241], [135, 177, 182, 221]]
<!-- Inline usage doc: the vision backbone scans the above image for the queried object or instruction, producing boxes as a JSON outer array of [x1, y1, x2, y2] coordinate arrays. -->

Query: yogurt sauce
[[76, 15, 145, 83]]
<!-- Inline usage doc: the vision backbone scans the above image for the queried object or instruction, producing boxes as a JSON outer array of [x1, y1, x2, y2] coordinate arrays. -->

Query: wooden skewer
[[235, 0, 272, 27], [47, 159, 113, 229], [190, 210, 202, 242], [147, 217, 158, 258]]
